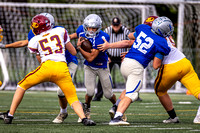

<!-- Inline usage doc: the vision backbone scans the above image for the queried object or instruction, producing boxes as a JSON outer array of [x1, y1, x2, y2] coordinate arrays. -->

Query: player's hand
[[108, 57, 111, 63], [120, 51, 128, 62], [97, 38, 110, 52], [77, 37, 85, 49], [0, 43, 5, 49]]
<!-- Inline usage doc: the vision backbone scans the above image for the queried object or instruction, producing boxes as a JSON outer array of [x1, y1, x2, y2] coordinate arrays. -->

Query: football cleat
[[109, 105, 127, 122], [82, 103, 91, 119], [0, 112, 4, 119], [77, 117, 82, 123], [109, 116, 130, 126], [2, 110, 14, 124], [82, 118, 96, 126], [52, 112, 68, 123], [109, 105, 116, 120], [193, 114, 200, 124], [163, 117, 179, 123], [78, 103, 91, 123]]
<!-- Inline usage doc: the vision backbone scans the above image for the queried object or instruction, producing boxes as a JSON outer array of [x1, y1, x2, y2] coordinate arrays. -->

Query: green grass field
[[0, 91, 200, 133]]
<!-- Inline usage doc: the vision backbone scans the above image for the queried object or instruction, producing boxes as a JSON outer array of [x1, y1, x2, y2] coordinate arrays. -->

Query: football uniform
[[121, 24, 171, 101], [76, 25, 114, 99], [18, 27, 78, 105], [28, 26, 78, 68], [154, 36, 200, 98], [28, 26, 78, 97]]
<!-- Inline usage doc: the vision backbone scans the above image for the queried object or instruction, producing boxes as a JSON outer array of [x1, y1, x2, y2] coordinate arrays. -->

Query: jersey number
[[133, 31, 154, 54], [39, 35, 63, 56]]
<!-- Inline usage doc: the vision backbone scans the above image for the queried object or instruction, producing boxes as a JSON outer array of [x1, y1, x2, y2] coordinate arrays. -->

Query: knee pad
[[125, 92, 139, 102], [57, 87, 65, 97], [86, 89, 95, 97], [103, 91, 113, 99]]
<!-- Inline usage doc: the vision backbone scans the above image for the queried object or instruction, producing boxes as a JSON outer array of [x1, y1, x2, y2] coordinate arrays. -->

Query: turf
[[0, 91, 200, 133]]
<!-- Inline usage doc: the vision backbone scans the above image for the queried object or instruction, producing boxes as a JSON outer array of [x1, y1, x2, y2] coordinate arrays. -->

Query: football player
[[1, 15, 96, 126], [152, 19, 200, 124], [106, 16, 159, 122], [76, 14, 117, 121], [0, 13, 78, 124], [98, 16, 172, 125]]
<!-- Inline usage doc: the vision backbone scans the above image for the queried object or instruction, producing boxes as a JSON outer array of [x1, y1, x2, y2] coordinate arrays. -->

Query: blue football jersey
[[76, 25, 110, 68], [126, 24, 170, 68], [28, 26, 78, 64], [76, 25, 85, 37]]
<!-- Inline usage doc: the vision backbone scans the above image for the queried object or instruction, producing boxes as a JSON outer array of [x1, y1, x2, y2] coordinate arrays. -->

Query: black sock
[[167, 108, 177, 119]]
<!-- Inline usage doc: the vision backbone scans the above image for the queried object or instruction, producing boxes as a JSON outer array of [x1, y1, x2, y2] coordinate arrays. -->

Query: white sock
[[114, 112, 123, 118], [8, 112, 13, 117], [60, 107, 67, 114]]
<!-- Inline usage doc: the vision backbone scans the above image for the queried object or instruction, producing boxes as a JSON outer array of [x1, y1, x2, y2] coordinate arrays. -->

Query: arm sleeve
[[64, 29, 70, 44], [28, 37, 38, 54], [76, 25, 84, 37], [133, 32, 137, 38], [28, 30, 35, 41], [155, 53, 164, 60]]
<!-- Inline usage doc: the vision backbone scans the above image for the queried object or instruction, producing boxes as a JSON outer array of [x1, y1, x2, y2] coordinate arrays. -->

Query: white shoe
[[77, 117, 82, 123], [163, 117, 179, 123], [193, 114, 200, 124], [109, 116, 130, 126], [52, 113, 68, 123]]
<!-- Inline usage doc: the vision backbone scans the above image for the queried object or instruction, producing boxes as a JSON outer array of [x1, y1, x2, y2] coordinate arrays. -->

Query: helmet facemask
[[151, 17, 174, 38], [31, 15, 51, 35], [83, 14, 102, 38]]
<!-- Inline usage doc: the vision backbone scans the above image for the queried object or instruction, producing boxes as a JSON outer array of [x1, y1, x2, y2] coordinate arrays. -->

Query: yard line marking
[[122, 125, 155, 127], [15, 119, 50, 121], [151, 127, 193, 130], [178, 101, 192, 104], [190, 130, 200, 132]]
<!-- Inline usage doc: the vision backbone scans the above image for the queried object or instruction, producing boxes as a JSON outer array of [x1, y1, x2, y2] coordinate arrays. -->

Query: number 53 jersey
[[28, 27, 69, 63], [126, 24, 171, 68]]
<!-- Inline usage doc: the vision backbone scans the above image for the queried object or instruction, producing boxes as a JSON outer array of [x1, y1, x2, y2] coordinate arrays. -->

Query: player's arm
[[98, 38, 134, 52], [0, 40, 28, 48], [69, 33, 78, 40], [65, 41, 77, 56], [153, 53, 163, 70], [77, 37, 99, 62], [36, 53, 41, 63], [128, 32, 136, 40]]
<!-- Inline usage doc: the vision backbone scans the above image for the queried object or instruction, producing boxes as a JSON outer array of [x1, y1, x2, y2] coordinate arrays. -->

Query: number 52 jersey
[[125, 24, 171, 68], [28, 27, 69, 63]]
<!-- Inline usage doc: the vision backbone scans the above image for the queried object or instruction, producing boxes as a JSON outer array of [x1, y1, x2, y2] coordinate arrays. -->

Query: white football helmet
[[40, 13, 55, 28], [83, 14, 102, 38], [151, 16, 174, 37]]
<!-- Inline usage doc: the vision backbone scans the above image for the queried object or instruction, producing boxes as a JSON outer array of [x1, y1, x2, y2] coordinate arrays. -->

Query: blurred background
[[0, 0, 199, 93]]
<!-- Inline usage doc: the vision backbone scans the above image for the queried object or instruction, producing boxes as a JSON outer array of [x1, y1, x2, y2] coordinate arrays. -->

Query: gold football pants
[[18, 60, 78, 105], [154, 58, 200, 99]]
